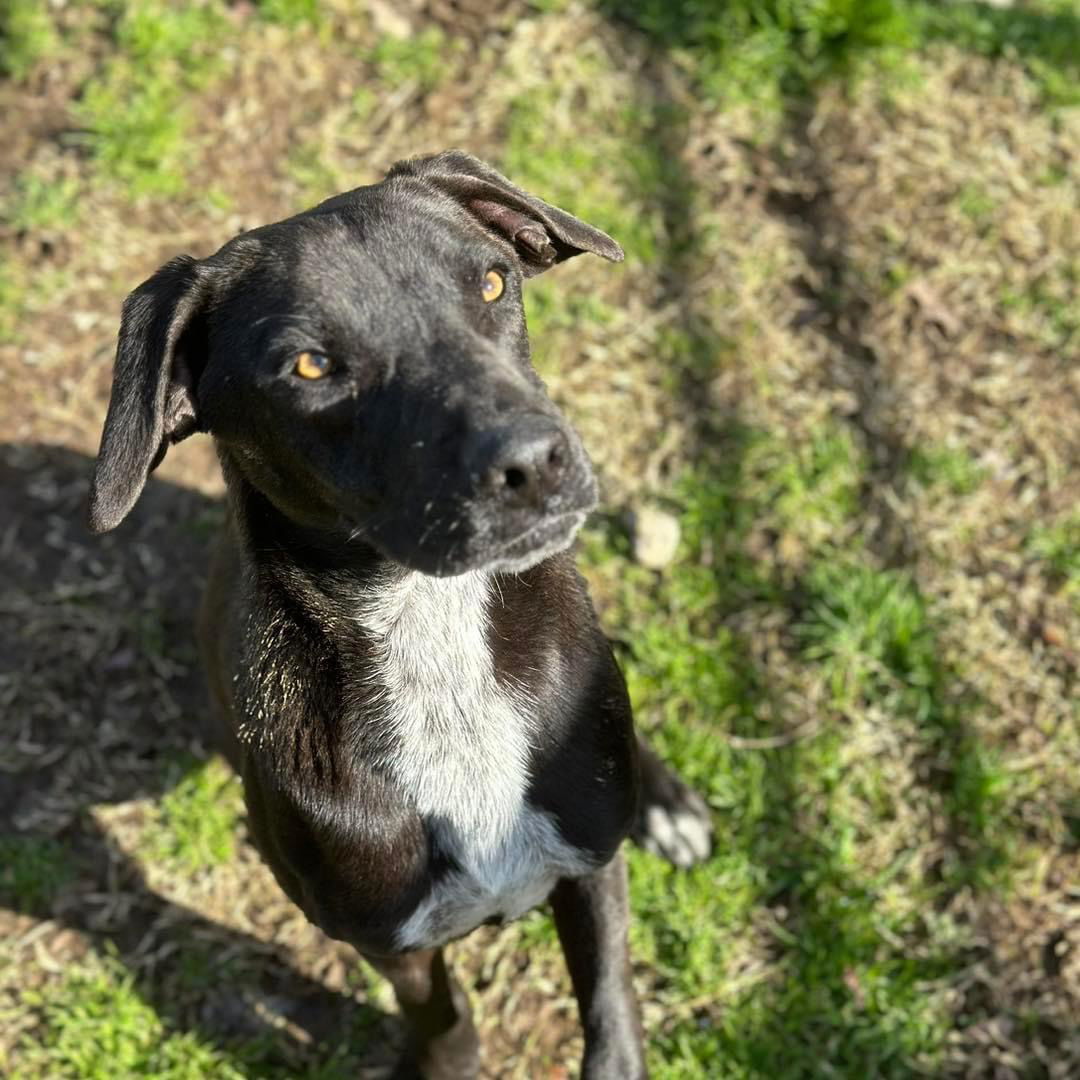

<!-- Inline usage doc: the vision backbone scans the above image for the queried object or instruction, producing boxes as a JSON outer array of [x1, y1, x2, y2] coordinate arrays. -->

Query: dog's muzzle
[[464, 414, 576, 513]]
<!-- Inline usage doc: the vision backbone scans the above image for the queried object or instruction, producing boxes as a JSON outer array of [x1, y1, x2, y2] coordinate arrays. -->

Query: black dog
[[88, 151, 712, 1079]]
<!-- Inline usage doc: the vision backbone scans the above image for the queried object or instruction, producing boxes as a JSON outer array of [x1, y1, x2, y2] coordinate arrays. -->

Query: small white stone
[[367, 0, 413, 38], [631, 506, 681, 570]]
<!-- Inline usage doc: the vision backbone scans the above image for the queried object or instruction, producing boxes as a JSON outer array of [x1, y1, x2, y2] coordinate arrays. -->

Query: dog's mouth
[[481, 508, 590, 573], [346, 498, 592, 577], [342, 446, 597, 576]]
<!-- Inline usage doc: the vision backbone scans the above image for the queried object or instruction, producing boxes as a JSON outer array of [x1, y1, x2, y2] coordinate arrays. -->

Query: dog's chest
[[356, 572, 592, 950]]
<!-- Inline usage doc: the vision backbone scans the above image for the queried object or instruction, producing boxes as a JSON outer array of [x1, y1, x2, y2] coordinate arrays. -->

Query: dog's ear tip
[[86, 500, 115, 534], [86, 481, 128, 534], [586, 232, 623, 264], [86, 511, 110, 535]]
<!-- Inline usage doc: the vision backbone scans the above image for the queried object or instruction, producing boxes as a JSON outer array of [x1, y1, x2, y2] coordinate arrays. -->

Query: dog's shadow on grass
[[0, 441, 396, 1077]]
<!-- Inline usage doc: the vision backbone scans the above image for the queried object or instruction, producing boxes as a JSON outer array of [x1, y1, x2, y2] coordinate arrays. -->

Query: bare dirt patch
[[2, 4, 1078, 1077]]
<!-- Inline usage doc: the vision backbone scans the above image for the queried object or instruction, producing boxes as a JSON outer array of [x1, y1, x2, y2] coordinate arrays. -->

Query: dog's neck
[[222, 462, 546, 859], [220, 454, 412, 588]]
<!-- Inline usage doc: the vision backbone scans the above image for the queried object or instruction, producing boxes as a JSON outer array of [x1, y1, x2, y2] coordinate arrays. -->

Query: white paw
[[639, 802, 712, 868]]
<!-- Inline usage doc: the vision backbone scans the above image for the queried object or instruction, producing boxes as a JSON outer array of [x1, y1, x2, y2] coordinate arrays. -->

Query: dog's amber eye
[[481, 269, 504, 303], [294, 351, 334, 380]]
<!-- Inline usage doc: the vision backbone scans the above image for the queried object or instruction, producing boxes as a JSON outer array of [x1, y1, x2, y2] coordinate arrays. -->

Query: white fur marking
[[355, 570, 592, 949], [673, 808, 713, 862], [642, 804, 712, 868]]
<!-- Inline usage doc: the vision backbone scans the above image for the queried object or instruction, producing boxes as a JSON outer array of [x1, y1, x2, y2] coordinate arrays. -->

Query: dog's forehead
[[222, 190, 500, 314], [209, 187, 512, 351]]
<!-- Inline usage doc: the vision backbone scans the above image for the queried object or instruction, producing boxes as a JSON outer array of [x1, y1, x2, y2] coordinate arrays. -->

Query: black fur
[[89, 151, 711, 1080]]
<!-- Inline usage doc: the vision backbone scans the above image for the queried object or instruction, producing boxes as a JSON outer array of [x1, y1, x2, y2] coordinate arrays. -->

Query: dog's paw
[[631, 741, 713, 868], [635, 791, 713, 868]]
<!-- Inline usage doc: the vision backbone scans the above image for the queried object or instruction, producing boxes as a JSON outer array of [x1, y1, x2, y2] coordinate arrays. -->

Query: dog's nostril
[[504, 467, 528, 490], [469, 417, 571, 506]]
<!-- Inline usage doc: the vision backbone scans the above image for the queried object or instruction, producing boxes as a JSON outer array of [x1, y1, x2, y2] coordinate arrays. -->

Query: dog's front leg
[[550, 849, 647, 1079], [365, 947, 480, 1080]]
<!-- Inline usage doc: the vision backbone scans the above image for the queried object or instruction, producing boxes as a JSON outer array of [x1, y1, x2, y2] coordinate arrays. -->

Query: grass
[[597, 0, 1080, 109], [256, 0, 323, 27], [502, 91, 668, 264], [10, 945, 378, 1080], [0, 0, 59, 79], [1029, 513, 1080, 596], [2, 173, 82, 232], [14, 952, 248, 1080], [370, 26, 456, 93], [914, 0, 1080, 106], [0, 837, 72, 912], [72, 1, 228, 198], [583, 475, 980, 1072], [140, 756, 243, 874], [598, 0, 915, 108], [0, 265, 28, 344], [3, 0, 1080, 1077], [1001, 273, 1080, 351], [905, 444, 985, 497]]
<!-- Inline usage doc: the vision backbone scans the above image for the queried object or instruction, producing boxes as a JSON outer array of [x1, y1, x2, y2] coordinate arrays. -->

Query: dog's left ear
[[88, 255, 210, 533], [394, 150, 624, 276]]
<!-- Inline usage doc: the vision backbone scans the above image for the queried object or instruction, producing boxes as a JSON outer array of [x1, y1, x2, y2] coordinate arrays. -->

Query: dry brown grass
[[1, 3, 1078, 1077]]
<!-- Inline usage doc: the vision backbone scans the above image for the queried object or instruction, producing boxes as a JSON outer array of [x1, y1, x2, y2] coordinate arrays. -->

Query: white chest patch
[[356, 570, 593, 950]]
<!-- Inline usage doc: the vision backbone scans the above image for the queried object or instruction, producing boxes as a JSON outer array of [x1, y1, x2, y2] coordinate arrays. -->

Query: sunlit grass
[[140, 756, 243, 875]]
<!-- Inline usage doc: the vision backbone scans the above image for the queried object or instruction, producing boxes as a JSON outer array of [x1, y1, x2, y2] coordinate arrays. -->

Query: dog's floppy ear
[[88, 255, 209, 533], [394, 150, 624, 276]]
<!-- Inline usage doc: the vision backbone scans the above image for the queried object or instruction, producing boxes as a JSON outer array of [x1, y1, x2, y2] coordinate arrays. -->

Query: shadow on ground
[[0, 441, 395, 1076]]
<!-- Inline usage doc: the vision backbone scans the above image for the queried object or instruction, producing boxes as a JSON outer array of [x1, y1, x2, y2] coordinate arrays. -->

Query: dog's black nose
[[469, 416, 569, 510]]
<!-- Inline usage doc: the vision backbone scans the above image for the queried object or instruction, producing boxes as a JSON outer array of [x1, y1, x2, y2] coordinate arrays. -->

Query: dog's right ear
[[88, 255, 210, 533], [391, 150, 624, 276]]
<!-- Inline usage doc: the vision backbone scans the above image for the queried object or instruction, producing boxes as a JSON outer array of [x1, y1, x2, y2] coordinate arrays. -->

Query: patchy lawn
[[1, 1, 1078, 1077]]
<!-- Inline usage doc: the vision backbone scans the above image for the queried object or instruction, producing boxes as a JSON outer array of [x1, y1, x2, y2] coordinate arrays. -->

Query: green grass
[[370, 26, 457, 93], [743, 424, 865, 552], [913, 0, 1080, 106], [799, 560, 1011, 885], [1000, 269, 1080, 350], [4, 1, 1079, 1076], [0, 263, 74, 345], [72, 0, 235, 197], [14, 952, 247, 1080], [2, 173, 82, 232], [286, 141, 350, 209], [10, 947, 377, 1080], [0, 0, 59, 79], [256, 0, 323, 27], [906, 444, 985, 496], [1028, 513, 1080, 595], [594, 529, 964, 1073], [140, 756, 243, 874], [598, 0, 915, 107], [497, 41, 706, 266], [575, 412, 1016, 1071], [0, 264, 28, 344], [502, 95, 663, 264], [594, 0, 1080, 109], [0, 836, 72, 911]]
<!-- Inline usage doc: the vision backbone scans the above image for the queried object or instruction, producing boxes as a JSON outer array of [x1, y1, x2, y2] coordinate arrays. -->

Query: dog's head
[[87, 151, 622, 575]]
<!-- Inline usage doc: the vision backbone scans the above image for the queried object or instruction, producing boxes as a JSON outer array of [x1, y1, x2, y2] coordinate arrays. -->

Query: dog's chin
[[362, 508, 590, 577], [479, 509, 590, 574]]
